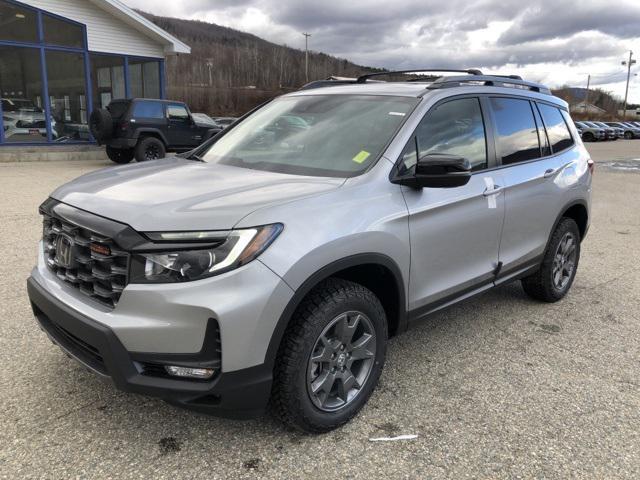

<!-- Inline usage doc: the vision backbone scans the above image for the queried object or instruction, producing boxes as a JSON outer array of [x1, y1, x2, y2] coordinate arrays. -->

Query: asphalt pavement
[[0, 143, 638, 479]]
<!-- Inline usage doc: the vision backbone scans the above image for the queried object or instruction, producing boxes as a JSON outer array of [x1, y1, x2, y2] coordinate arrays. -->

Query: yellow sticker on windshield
[[352, 150, 371, 164]]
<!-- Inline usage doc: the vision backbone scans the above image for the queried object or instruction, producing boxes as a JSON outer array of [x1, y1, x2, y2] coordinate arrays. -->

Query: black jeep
[[89, 99, 222, 164]]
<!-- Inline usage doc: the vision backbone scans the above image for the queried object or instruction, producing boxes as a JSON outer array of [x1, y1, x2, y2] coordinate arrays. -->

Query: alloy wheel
[[145, 144, 161, 160], [306, 311, 376, 412], [552, 232, 577, 290]]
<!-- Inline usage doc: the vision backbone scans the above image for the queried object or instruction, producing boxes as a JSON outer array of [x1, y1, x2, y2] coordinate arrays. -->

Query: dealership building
[[0, 0, 189, 147]]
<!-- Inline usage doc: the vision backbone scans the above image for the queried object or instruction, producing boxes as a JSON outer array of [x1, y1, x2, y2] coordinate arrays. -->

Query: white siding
[[24, 0, 165, 58]]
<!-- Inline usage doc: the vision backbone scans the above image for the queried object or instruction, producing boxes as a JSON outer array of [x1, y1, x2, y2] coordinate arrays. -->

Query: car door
[[490, 97, 577, 280], [400, 96, 506, 314], [166, 103, 202, 147]]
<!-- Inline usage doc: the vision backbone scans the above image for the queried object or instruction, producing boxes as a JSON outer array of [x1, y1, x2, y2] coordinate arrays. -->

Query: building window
[[45, 50, 89, 142], [90, 54, 125, 110], [0, 1, 38, 43], [129, 59, 160, 99], [42, 14, 84, 49], [0, 46, 47, 143]]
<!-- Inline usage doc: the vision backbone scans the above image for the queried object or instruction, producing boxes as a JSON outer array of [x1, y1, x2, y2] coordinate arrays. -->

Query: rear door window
[[489, 97, 540, 165], [537, 103, 574, 153]]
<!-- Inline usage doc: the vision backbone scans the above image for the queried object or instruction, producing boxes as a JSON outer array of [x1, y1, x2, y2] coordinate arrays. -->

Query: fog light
[[165, 365, 215, 379]]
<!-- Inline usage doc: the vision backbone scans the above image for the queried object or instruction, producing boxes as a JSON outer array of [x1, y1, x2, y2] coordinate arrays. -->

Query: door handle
[[483, 185, 504, 196], [543, 168, 557, 178]]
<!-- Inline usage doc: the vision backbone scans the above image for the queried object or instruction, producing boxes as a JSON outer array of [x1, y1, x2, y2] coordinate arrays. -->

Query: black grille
[[42, 213, 129, 309]]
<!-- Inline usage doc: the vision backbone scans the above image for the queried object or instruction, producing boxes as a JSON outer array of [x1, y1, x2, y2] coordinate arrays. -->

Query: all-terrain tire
[[134, 136, 166, 162], [522, 218, 581, 302], [271, 278, 388, 433], [106, 146, 134, 164]]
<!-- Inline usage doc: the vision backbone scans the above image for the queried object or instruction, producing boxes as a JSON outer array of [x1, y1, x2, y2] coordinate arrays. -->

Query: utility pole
[[584, 74, 590, 114], [622, 50, 636, 119], [303, 32, 311, 82]]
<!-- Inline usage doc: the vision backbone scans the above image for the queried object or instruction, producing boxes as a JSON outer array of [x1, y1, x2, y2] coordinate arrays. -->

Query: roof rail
[[426, 75, 551, 95], [356, 69, 482, 83]]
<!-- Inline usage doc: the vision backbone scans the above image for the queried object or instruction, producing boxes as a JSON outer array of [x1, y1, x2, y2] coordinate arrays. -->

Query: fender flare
[[134, 128, 168, 145], [262, 253, 407, 370]]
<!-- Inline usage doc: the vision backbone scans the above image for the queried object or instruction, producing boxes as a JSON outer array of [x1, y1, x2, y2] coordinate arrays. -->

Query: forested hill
[[137, 11, 380, 115]]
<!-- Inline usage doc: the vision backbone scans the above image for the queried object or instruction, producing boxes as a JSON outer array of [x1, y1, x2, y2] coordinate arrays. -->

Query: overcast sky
[[127, 0, 640, 103]]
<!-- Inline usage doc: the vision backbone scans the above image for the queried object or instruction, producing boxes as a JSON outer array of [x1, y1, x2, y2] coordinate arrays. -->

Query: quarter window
[[401, 97, 488, 172], [132, 101, 164, 119], [537, 103, 574, 153], [490, 97, 540, 165]]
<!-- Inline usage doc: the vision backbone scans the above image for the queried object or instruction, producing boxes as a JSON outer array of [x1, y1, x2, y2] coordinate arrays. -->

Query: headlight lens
[[131, 224, 283, 283]]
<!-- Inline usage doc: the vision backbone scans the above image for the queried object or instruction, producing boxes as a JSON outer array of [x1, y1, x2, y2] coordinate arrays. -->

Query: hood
[[51, 157, 344, 231]]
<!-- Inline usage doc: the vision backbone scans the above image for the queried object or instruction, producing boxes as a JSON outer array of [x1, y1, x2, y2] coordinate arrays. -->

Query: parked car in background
[[89, 99, 222, 164], [574, 121, 605, 142], [591, 121, 623, 139], [583, 121, 616, 140], [604, 122, 640, 139], [213, 117, 237, 128], [620, 122, 640, 137], [627, 121, 640, 129], [191, 113, 221, 129], [2, 98, 50, 142]]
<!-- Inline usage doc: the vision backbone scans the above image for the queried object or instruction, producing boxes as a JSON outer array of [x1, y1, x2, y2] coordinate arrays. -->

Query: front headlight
[[130, 224, 283, 283]]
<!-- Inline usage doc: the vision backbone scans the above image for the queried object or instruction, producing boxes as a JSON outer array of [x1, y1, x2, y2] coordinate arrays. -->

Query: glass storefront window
[[43, 14, 84, 48], [45, 50, 89, 142], [90, 54, 125, 110], [0, 1, 38, 43], [128, 59, 160, 99], [0, 46, 47, 143]]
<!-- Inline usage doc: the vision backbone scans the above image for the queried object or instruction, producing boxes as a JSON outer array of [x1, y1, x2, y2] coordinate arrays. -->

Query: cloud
[[125, 0, 640, 100], [498, 0, 640, 45]]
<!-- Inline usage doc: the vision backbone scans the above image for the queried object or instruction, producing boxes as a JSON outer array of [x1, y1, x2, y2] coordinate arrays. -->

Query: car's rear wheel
[[135, 136, 166, 162], [624, 131, 633, 139], [271, 278, 387, 433], [522, 217, 581, 302], [105, 146, 134, 164]]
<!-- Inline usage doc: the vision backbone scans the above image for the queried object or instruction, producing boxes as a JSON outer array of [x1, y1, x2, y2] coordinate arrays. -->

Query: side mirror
[[392, 153, 472, 189]]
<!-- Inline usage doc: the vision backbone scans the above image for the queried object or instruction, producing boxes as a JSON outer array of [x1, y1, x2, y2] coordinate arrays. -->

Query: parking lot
[[0, 142, 639, 479]]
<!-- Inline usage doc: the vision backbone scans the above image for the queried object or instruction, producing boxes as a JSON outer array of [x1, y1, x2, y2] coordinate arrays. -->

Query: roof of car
[[286, 80, 568, 108]]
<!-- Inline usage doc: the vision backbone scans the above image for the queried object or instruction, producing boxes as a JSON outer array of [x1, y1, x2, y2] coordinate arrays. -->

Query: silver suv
[[27, 70, 593, 433]]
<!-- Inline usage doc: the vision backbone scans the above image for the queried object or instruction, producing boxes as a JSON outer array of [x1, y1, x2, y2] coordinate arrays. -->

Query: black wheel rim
[[552, 232, 577, 290], [145, 144, 160, 160], [306, 311, 376, 412]]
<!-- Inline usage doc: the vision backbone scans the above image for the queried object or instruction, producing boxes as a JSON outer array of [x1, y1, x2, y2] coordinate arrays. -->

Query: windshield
[[200, 94, 418, 177]]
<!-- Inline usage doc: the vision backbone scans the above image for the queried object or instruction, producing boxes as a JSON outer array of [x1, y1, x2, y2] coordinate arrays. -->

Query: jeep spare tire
[[90, 108, 114, 142]]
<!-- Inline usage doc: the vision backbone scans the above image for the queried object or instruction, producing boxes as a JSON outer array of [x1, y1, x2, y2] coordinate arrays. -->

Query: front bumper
[[28, 277, 273, 418]]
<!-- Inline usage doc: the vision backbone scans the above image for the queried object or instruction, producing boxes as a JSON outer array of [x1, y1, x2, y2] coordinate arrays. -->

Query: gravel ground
[[0, 143, 639, 479]]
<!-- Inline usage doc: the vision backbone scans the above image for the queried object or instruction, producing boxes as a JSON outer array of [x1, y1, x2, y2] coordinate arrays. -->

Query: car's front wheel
[[272, 278, 387, 433]]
